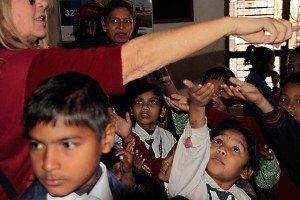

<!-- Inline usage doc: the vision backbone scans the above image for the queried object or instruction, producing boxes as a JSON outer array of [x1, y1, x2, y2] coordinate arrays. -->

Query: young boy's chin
[[42, 183, 74, 197]]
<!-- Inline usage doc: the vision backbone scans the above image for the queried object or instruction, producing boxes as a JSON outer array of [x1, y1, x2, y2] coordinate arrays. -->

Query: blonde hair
[[0, 0, 50, 49]]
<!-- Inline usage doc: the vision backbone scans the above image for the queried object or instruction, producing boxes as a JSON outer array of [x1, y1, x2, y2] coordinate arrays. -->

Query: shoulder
[[18, 180, 47, 200]]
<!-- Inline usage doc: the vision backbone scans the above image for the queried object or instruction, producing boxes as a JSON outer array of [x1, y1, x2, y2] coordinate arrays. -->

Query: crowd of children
[[1, 0, 300, 199]]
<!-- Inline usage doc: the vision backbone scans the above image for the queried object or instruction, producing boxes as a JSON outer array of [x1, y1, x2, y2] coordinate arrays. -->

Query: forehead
[[207, 79, 224, 87], [29, 118, 97, 142], [281, 83, 300, 95], [217, 129, 247, 146], [289, 52, 300, 64], [108, 7, 132, 18], [135, 90, 158, 99]]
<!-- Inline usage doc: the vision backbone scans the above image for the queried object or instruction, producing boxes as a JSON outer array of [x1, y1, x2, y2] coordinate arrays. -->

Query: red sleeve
[[123, 133, 163, 177], [206, 107, 266, 144], [27, 46, 125, 97]]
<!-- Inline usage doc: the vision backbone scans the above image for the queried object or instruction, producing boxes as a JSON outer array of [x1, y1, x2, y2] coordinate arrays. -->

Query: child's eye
[[63, 142, 76, 149], [134, 99, 142, 104], [29, 141, 43, 150], [279, 98, 287, 103], [150, 100, 158, 105], [296, 99, 300, 104], [232, 146, 240, 153], [214, 139, 222, 145]]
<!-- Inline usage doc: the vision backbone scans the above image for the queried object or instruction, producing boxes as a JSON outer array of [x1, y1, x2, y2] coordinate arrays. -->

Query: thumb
[[125, 112, 131, 123]]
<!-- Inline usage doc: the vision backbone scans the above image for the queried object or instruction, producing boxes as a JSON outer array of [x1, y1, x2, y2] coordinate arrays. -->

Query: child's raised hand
[[115, 149, 134, 174], [142, 165, 153, 177], [133, 150, 145, 174], [184, 80, 214, 108], [164, 94, 189, 112], [125, 139, 136, 154], [111, 112, 132, 140], [223, 77, 264, 105], [259, 144, 274, 160]]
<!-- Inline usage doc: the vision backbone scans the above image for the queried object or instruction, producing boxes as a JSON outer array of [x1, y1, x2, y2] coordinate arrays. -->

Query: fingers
[[260, 144, 274, 160], [126, 139, 135, 154], [125, 112, 131, 123]]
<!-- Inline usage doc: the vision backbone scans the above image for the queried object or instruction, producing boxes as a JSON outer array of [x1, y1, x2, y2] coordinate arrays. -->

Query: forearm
[[121, 17, 231, 84], [189, 105, 206, 129], [256, 97, 274, 113]]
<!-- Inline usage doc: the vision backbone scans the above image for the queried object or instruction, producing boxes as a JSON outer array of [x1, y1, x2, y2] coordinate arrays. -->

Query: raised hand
[[111, 112, 133, 141], [164, 94, 189, 112], [184, 80, 214, 108], [133, 150, 145, 174], [223, 77, 274, 113]]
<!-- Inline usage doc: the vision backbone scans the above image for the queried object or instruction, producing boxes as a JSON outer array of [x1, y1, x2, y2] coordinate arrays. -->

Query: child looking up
[[224, 72, 300, 187], [126, 83, 177, 158], [168, 80, 260, 200], [20, 72, 144, 200]]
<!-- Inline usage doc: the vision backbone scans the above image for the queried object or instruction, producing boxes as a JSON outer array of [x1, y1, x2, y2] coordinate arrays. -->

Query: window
[[225, 0, 300, 86]]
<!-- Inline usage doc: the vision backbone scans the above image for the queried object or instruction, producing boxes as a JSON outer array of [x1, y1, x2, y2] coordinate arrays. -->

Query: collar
[[47, 163, 113, 200], [204, 172, 249, 200]]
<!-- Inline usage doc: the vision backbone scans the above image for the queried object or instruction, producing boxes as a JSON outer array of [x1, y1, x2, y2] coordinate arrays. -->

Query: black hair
[[215, 118, 260, 173], [282, 72, 300, 88], [244, 45, 274, 75], [23, 72, 110, 140], [202, 66, 236, 85], [202, 66, 236, 108], [128, 83, 166, 108], [102, 0, 133, 21]]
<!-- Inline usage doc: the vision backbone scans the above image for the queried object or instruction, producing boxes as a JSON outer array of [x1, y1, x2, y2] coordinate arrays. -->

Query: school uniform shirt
[[168, 121, 251, 200], [20, 162, 144, 200], [132, 123, 177, 158]]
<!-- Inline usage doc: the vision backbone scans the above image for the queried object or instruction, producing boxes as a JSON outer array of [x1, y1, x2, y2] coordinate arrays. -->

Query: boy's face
[[279, 83, 300, 123], [287, 53, 300, 76], [28, 117, 111, 197], [158, 144, 177, 182], [206, 129, 253, 188], [132, 90, 166, 130]]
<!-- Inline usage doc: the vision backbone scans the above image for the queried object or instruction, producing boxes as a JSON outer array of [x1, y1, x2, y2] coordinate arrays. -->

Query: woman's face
[[102, 7, 134, 44], [11, 0, 48, 44]]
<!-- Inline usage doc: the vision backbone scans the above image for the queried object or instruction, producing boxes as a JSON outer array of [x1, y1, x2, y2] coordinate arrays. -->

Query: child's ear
[[100, 123, 115, 154], [240, 167, 254, 180], [159, 106, 167, 118]]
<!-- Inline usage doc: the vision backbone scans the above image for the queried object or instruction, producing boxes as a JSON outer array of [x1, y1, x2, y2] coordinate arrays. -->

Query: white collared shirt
[[133, 123, 177, 158]]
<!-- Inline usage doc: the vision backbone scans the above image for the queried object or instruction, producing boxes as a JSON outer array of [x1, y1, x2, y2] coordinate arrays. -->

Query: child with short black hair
[[20, 72, 144, 200]]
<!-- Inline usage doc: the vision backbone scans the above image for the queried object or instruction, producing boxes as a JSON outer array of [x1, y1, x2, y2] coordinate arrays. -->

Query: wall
[[48, 0, 225, 92], [153, 0, 225, 92]]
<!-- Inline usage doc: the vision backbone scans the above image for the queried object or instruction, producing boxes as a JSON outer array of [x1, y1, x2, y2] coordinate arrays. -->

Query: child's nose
[[42, 148, 60, 172], [217, 148, 226, 156]]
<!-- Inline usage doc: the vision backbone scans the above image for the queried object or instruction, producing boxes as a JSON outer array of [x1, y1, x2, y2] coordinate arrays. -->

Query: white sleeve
[[168, 119, 211, 198]]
